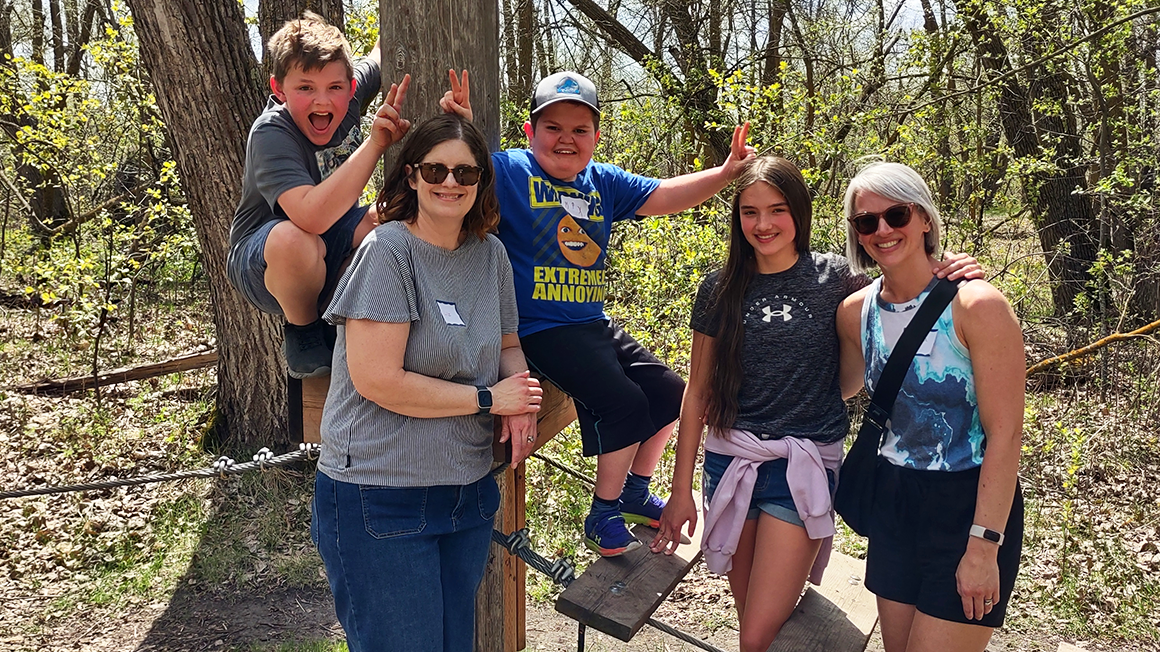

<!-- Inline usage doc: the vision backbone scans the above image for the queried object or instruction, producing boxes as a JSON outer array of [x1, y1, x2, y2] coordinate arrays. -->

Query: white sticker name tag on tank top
[[437, 301, 466, 327], [560, 195, 590, 220], [917, 328, 938, 356]]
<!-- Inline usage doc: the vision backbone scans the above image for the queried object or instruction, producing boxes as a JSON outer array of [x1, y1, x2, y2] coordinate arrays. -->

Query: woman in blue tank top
[[836, 161, 1025, 652]]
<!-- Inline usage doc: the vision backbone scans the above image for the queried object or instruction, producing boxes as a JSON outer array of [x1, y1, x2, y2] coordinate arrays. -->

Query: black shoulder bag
[[834, 277, 960, 537]]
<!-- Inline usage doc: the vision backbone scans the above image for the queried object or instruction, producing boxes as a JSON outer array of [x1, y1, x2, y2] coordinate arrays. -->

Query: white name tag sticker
[[917, 329, 938, 356], [560, 195, 590, 220], [437, 301, 466, 326]]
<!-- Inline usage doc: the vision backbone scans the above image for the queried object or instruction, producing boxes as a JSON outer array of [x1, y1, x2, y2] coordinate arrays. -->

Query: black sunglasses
[[413, 162, 482, 186], [848, 203, 914, 236]]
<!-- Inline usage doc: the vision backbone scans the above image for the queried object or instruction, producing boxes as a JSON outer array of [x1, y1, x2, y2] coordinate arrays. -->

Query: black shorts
[[519, 320, 685, 457], [864, 460, 1023, 628]]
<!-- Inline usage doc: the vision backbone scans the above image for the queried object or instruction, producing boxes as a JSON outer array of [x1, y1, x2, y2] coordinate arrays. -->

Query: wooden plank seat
[[555, 520, 703, 642], [768, 550, 878, 651], [556, 535, 877, 651]]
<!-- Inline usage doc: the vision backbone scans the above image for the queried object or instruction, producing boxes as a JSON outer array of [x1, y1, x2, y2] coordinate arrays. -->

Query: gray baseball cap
[[530, 71, 600, 115]]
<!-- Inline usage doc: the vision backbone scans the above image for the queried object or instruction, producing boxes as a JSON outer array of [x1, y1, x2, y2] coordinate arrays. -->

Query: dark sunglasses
[[848, 203, 914, 236], [413, 162, 482, 186]]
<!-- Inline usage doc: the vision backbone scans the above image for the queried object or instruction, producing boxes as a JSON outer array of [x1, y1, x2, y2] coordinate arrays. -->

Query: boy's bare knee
[[265, 221, 326, 265]]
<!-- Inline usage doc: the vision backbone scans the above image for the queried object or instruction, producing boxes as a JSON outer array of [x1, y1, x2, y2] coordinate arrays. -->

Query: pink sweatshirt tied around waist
[[701, 429, 844, 584]]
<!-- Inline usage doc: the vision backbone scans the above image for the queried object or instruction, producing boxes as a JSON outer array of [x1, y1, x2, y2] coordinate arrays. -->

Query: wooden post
[[380, 2, 504, 648], [379, 0, 501, 153], [482, 381, 574, 651], [289, 374, 329, 445]]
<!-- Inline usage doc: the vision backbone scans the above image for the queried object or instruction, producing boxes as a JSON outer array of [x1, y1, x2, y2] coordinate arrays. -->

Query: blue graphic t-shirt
[[492, 150, 660, 336], [860, 277, 985, 471]]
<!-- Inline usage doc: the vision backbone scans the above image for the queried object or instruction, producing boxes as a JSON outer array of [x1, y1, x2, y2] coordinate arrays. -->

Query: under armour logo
[[763, 304, 793, 322]]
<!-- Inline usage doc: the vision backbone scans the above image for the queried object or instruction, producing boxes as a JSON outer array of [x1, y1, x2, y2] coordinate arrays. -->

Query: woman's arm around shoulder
[[837, 286, 872, 400]]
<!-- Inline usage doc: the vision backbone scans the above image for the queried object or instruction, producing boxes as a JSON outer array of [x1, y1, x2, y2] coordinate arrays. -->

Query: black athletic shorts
[[519, 320, 685, 457], [864, 459, 1023, 628]]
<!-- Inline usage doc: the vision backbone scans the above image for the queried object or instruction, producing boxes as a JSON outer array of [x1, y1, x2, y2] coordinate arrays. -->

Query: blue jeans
[[311, 470, 499, 652]]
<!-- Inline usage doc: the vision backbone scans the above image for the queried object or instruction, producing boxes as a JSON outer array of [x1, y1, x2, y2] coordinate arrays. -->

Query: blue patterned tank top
[[860, 277, 985, 471]]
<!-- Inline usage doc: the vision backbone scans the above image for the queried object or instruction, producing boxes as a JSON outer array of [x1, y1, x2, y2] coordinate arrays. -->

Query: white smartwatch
[[970, 524, 1005, 546]]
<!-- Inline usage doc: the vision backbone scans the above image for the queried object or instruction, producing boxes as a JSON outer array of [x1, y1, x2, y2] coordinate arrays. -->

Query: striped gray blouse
[[319, 220, 518, 487]]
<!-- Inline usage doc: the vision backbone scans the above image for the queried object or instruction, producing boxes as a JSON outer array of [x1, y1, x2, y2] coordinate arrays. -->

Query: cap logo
[[555, 78, 582, 96]]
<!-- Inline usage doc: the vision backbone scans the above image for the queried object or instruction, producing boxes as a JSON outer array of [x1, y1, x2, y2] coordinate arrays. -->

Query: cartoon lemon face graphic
[[556, 214, 602, 267]]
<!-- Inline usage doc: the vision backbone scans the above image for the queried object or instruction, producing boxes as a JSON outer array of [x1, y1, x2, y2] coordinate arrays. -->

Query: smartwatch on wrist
[[476, 386, 493, 415], [969, 524, 1005, 546]]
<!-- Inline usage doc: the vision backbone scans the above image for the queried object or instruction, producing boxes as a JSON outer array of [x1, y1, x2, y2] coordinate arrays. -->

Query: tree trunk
[[48, 0, 64, 72], [514, 0, 533, 100], [962, 0, 1098, 319], [124, 0, 288, 450], [30, 0, 45, 66], [761, 0, 786, 88]]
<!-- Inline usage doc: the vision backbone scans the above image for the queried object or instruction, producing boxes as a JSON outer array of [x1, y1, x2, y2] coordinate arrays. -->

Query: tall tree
[[123, 0, 287, 447], [961, 0, 1099, 318]]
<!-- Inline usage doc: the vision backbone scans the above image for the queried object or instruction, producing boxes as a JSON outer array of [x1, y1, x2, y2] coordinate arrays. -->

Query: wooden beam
[[485, 378, 574, 651], [7, 350, 217, 395], [768, 551, 877, 651]]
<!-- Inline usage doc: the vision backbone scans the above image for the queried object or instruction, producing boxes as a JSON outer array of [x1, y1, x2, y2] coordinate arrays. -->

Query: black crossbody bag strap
[[835, 276, 961, 537], [863, 277, 960, 440]]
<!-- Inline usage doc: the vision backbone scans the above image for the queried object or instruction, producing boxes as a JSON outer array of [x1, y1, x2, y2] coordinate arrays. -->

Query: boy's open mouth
[[309, 112, 333, 132]]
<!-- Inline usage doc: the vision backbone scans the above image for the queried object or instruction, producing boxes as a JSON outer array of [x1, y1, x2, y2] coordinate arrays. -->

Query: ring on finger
[[983, 598, 993, 605]]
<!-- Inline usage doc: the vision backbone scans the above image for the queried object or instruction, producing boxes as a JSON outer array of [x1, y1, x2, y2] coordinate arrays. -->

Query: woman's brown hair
[[375, 114, 500, 241]]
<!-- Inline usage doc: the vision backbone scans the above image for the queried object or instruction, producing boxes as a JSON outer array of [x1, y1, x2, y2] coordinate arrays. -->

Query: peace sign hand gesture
[[370, 74, 411, 149], [439, 69, 473, 122], [720, 122, 756, 180]]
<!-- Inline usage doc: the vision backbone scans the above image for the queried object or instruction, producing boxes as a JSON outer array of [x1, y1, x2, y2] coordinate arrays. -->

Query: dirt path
[[2, 579, 1124, 652]]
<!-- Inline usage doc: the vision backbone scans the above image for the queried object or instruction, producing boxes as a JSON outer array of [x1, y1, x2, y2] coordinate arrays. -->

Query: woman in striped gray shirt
[[311, 114, 544, 652]]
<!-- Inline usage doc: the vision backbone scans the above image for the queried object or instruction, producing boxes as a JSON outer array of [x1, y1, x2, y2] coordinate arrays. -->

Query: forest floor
[[1, 298, 1158, 652]]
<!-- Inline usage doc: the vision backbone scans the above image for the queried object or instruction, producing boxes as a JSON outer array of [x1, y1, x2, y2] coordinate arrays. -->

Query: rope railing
[[2, 441, 723, 652]]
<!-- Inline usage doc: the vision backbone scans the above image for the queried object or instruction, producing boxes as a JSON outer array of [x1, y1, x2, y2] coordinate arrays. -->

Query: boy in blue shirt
[[227, 13, 410, 378], [443, 71, 754, 555]]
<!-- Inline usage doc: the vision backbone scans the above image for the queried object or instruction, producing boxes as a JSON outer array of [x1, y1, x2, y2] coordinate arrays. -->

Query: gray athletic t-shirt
[[319, 221, 519, 487], [227, 57, 381, 254], [690, 252, 869, 443]]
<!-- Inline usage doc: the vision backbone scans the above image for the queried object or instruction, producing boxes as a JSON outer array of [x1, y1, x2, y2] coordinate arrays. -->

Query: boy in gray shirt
[[226, 13, 410, 378]]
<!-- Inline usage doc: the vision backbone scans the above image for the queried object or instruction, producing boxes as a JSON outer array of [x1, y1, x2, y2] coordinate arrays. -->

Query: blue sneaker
[[620, 493, 666, 528], [584, 511, 642, 557]]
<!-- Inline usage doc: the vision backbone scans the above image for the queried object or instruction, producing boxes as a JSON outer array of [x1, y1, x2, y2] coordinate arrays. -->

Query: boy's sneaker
[[620, 493, 666, 529], [584, 511, 642, 557], [283, 320, 333, 379]]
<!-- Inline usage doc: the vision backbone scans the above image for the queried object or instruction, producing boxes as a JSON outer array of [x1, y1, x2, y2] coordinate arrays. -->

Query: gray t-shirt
[[227, 57, 381, 254], [319, 221, 519, 486], [691, 252, 869, 443]]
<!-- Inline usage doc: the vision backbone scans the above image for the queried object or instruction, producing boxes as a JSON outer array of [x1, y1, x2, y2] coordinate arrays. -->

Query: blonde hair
[[843, 161, 942, 274]]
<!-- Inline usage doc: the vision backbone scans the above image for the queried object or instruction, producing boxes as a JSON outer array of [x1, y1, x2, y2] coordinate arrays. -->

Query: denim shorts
[[311, 470, 499, 652], [227, 204, 368, 315], [702, 451, 836, 527]]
